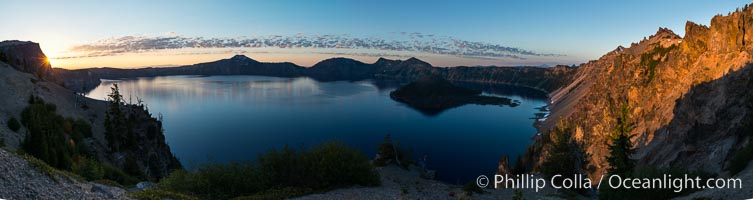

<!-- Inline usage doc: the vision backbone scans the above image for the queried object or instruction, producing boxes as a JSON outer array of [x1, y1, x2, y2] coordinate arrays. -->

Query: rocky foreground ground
[[295, 165, 564, 200], [0, 148, 130, 200], [295, 160, 753, 200], [1, 143, 751, 199]]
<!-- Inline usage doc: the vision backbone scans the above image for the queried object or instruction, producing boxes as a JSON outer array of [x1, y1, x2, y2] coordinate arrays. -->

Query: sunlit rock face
[[528, 6, 753, 178], [0, 40, 55, 80]]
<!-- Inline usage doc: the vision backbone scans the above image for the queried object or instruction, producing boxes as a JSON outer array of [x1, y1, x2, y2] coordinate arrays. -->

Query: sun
[[45, 57, 55, 66]]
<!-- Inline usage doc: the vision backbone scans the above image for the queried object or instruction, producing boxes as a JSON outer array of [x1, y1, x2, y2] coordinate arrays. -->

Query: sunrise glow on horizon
[[1, 0, 745, 69]]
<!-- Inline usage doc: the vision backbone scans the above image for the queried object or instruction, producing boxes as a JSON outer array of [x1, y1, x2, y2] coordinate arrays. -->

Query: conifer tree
[[606, 102, 636, 176], [105, 83, 126, 151]]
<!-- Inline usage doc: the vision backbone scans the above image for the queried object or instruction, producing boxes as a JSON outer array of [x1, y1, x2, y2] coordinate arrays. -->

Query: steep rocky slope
[[643, 62, 753, 172], [0, 41, 180, 181], [531, 5, 753, 178], [0, 148, 130, 199]]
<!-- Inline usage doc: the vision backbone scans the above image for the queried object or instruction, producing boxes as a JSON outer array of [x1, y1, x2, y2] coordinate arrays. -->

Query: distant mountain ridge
[[53, 55, 577, 93]]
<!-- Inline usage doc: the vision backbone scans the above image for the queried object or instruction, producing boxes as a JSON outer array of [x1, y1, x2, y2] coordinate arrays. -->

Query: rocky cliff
[[0, 41, 55, 80], [531, 4, 753, 178]]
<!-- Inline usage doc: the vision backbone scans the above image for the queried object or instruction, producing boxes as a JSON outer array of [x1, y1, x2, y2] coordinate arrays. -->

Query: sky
[[0, 0, 747, 69]]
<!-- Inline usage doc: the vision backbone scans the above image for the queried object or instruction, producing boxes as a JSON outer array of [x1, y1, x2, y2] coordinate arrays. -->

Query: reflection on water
[[86, 75, 547, 184]]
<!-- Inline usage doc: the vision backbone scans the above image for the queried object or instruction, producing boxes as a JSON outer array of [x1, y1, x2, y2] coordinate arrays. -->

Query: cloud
[[59, 32, 563, 60]]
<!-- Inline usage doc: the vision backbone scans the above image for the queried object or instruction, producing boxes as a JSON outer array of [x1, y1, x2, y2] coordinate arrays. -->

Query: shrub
[[22, 96, 76, 170], [159, 163, 259, 199], [72, 157, 105, 181], [373, 134, 414, 169], [639, 44, 677, 84], [93, 179, 123, 188], [291, 141, 381, 188], [17, 95, 141, 186], [7, 117, 20, 132], [21, 153, 57, 180], [513, 189, 525, 200], [462, 181, 483, 195], [156, 141, 380, 199], [102, 163, 140, 186], [728, 139, 753, 175]]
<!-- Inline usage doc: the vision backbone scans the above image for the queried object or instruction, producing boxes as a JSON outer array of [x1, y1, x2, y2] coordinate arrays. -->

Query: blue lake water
[[86, 75, 547, 184]]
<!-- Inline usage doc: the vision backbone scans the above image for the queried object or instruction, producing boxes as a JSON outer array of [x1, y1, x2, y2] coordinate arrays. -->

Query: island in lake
[[389, 77, 520, 115]]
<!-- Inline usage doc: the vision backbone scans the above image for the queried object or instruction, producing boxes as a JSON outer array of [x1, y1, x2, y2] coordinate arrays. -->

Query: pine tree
[[105, 83, 126, 152], [600, 103, 639, 200], [606, 102, 636, 176]]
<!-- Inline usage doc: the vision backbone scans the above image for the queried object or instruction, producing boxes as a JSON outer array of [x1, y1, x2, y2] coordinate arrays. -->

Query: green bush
[[21, 153, 58, 180], [158, 163, 259, 199], [7, 117, 20, 132], [156, 141, 380, 199], [102, 163, 140, 186], [373, 134, 414, 169], [462, 181, 483, 195], [93, 179, 123, 188], [72, 157, 105, 181], [17, 95, 141, 186], [21, 96, 92, 170], [513, 189, 525, 200], [639, 44, 677, 84]]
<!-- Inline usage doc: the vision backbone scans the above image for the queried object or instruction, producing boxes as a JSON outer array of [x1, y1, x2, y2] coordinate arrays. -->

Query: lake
[[85, 75, 547, 184]]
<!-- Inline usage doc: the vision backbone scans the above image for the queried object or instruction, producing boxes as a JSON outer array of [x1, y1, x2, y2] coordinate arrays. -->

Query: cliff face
[[107, 104, 182, 179], [642, 63, 753, 172], [533, 5, 753, 177], [0, 41, 54, 80]]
